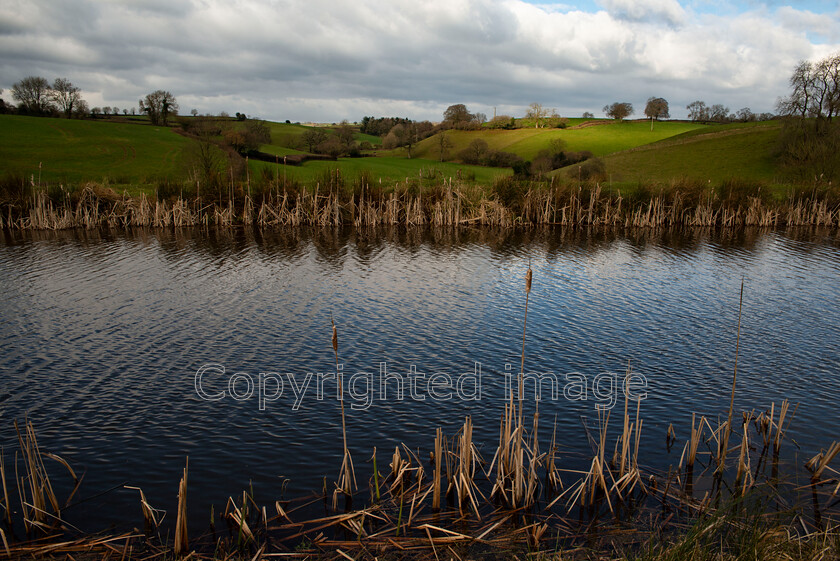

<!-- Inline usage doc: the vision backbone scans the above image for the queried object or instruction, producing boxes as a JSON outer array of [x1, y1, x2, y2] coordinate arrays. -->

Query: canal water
[[1, 226, 838, 533]]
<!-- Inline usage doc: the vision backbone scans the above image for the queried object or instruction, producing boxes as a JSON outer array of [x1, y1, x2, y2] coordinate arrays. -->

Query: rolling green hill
[[0, 114, 191, 187], [1, 114, 787, 196], [600, 121, 783, 184], [250, 156, 507, 186], [408, 120, 707, 162]]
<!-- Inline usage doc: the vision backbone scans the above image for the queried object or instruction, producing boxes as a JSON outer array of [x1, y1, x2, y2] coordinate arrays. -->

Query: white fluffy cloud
[[0, 0, 837, 121]]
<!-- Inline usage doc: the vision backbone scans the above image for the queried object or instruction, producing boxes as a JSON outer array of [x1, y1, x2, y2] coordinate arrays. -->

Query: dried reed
[[331, 318, 356, 508], [8, 178, 840, 230], [174, 459, 189, 557]]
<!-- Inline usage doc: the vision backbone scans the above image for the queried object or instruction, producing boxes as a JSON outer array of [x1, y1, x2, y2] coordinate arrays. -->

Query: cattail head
[[525, 267, 533, 294], [331, 319, 338, 353]]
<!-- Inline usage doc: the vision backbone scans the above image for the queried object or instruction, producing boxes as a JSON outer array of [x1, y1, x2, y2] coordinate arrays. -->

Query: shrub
[[569, 158, 607, 181], [484, 150, 522, 168], [458, 138, 489, 165], [512, 160, 532, 178]]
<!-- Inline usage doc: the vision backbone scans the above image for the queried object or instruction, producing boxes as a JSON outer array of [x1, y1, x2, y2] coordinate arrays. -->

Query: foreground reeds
[[3, 175, 840, 230]]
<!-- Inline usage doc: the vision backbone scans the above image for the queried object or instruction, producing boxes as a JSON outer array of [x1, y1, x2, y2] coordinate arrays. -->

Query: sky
[[0, 0, 838, 123]]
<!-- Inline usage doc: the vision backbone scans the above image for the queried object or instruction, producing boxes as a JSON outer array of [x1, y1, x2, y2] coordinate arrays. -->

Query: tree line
[[2, 75, 188, 126]]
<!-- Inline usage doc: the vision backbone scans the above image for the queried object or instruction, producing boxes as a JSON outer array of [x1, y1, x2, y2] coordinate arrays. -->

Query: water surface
[[1, 226, 839, 532]]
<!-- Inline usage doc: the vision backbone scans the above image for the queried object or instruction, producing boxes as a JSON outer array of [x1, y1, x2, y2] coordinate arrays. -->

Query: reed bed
[[3, 176, 840, 230]]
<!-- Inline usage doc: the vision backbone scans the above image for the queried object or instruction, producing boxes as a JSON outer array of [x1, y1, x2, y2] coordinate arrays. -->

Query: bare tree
[[140, 90, 179, 125], [335, 120, 356, 149], [603, 102, 634, 121], [437, 132, 453, 162], [74, 100, 89, 118], [459, 138, 489, 164], [384, 123, 418, 157], [12, 76, 53, 114], [777, 53, 840, 127], [582, 111, 594, 118], [526, 102, 550, 128], [686, 100, 710, 122], [710, 104, 730, 123], [50, 78, 82, 118], [302, 128, 328, 152]]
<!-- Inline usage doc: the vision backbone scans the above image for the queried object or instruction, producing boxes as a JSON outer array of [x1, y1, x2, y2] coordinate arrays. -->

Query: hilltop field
[[0, 113, 787, 197]]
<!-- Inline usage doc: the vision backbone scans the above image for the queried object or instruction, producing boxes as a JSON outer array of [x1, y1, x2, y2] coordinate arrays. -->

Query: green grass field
[[601, 122, 783, 184], [0, 114, 190, 188], [250, 155, 507, 186], [410, 120, 707, 162], [1, 114, 789, 197]]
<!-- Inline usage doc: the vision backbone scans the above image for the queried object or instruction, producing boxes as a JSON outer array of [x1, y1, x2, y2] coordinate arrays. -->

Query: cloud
[[597, 0, 687, 25], [0, 0, 837, 121]]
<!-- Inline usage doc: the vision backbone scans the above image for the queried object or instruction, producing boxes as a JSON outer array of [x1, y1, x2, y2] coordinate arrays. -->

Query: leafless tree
[[50, 78, 82, 118], [686, 100, 710, 122], [384, 123, 418, 157], [302, 128, 328, 152], [777, 53, 840, 128], [12, 76, 53, 114], [710, 104, 730, 123], [437, 132, 453, 162], [526, 102, 551, 128], [140, 90, 179, 125]]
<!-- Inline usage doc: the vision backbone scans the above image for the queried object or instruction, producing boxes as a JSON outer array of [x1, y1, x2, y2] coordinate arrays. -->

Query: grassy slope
[[0, 114, 190, 186], [250, 156, 507, 186], [602, 122, 783, 184], [258, 123, 383, 156], [412, 120, 707, 161], [1, 115, 784, 194]]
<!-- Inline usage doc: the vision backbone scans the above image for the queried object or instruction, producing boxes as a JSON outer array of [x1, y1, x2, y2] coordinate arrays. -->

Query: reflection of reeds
[[719, 279, 744, 475]]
